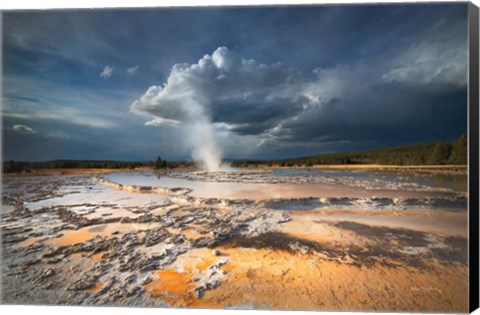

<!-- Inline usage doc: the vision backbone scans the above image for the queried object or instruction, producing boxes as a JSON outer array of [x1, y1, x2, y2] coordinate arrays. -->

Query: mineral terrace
[[1, 169, 468, 312]]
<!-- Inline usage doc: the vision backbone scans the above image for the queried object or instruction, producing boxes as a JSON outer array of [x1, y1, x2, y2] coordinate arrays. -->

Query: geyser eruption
[[189, 122, 224, 172], [130, 48, 236, 172], [131, 46, 293, 172], [181, 94, 225, 172], [131, 80, 226, 172]]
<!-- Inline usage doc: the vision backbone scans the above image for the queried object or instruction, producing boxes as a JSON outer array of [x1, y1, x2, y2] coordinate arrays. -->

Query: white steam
[[131, 75, 227, 171], [131, 47, 297, 171], [177, 95, 225, 172], [132, 46, 292, 172], [189, 122, 224, 172]]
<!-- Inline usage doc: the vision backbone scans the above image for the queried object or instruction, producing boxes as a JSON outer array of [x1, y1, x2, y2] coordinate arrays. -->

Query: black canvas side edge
[[469, 2, 480, 313]]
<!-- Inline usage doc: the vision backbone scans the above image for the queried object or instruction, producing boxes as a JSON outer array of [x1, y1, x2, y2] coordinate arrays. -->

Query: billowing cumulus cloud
[[13, 124, 37, 134], [100, 65, 113, 79], [131, 47, 306, 137], [132, 47, 302, 126], [131, 47, 310, 170]]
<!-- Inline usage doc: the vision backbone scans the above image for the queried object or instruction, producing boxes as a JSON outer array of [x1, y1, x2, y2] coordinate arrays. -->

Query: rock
[[43, 268, 55, 277], [300, 245, 310, 255], [126, 286, 140, 297], [124, 274, 136, 284], [141, 276, 153, 285], [212, 257, 229, 268], [193, 257, 229, 299], [288, 241, 310, 255], [342, 254, 355, 264], [194, 286, 206, 298], [68, 276, 98, 291], [193, 237, 216, 248], [212, 249, 221, 256]]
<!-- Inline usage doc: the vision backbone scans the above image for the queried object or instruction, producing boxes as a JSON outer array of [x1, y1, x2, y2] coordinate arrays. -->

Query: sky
[[2, 3, 469, 161]]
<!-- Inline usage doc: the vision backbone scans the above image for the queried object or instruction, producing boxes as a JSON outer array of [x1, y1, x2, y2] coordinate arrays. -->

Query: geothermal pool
[[97, 168, 467, 210], [103, 168, 467, 192]]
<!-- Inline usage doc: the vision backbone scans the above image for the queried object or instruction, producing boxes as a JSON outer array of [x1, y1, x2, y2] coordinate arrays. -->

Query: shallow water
[[23, 177, 170, 213], [11, 168, 467, 214], [102, 169, 465, 201], [271, 168, 467, 192]]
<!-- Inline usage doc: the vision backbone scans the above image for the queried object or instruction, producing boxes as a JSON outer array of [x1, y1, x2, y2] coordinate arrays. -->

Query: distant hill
[[234, 134, 468, 167]]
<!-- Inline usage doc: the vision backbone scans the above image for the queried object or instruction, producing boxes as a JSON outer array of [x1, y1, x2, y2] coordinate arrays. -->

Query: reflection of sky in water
[[14, 169, 467, 212], [102, 168, 466, 201], [24, 178, 169, 211], [104, 173, 325, 199], [271, 168, 466, 192]]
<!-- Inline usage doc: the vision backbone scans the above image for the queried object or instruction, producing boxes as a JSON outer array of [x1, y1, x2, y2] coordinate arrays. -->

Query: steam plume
[[130, 46, 294, 171], [178, 94, 224, 172]]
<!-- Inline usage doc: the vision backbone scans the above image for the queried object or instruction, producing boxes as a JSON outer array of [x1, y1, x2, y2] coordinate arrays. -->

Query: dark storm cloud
[[132, 18, 468, 149], [2, 3, 469, 160], [215, 96, 309, 136], [269, 85, 467, 146]]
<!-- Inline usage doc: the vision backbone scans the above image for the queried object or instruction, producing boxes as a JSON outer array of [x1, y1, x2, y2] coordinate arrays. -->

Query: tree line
[[2, 156, 197, 173], [2, 160, 148, 173], [233, 134, 468, 167], [3, 135, 468, 173]]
